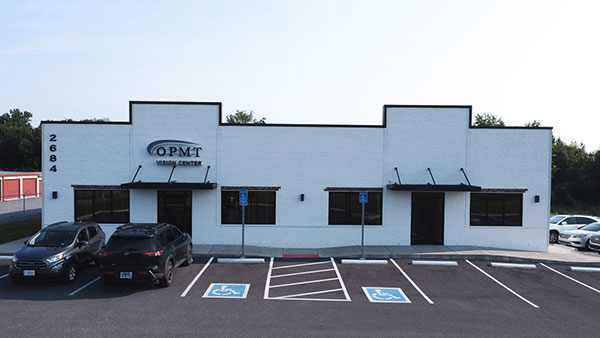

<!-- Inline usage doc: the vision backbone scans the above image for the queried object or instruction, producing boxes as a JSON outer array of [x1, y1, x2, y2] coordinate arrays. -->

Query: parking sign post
[[239, 190, 248, 258], [359, 191, 368, 259]]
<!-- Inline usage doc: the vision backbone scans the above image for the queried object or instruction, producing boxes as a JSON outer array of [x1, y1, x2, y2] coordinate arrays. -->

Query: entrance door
[[411, 192, 445, 245], [158, 190, 192, 236]]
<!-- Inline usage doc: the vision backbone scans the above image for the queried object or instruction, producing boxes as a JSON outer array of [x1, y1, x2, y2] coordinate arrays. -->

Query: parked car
[[558, 222, 600, 250], [549, 215, 598, 243], [9, 221, 105, 283], [589, 234, 600, 253], [98, 223, 192, 287]]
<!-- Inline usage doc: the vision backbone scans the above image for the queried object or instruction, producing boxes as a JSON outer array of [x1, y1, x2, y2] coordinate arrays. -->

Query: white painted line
[[411, 260, 458, 267], [341, 259, 388, 265], [273, 288, 344, 299], [0, 256, 14, 260], [490, 262, 536, 270], [269, 277, 340, 289], [390, 259, 434, 305], [217, 258, 265, 264], [465, 260, 539, 309], [270, 268, 335, 279], [569, 266, 600, 273], [330, 257, 352, 301], [180, 257, 214, 298], [267, 296, 350, 302], [264, 257, 274, 299], [541, 263, 600, 294], [0, 273, 9, 280], [272, 261, 331, 270], [68, 277, 101, 297]]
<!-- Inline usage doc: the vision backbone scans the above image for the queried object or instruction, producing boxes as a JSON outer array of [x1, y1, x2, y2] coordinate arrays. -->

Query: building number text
[[49, 134, 57, 172]]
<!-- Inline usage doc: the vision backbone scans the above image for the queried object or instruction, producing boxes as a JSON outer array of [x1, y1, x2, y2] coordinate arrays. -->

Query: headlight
[[12, 255, 18, 263], [45, 253, 65, 263], [574, 234, 587, 238]]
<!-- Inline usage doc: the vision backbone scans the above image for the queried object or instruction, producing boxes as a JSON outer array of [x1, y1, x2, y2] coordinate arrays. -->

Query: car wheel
[[183, 244, 193, 266], [159, 260, 174, 287], [549, 231, 559, 243], [66, 264, 77, 282]]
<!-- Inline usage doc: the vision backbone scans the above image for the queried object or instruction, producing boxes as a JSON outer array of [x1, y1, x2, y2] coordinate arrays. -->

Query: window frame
[[469, 192, 523, 227], [327, 191, 383, 226], [220, 190, 277, 225], [74, 189, 130, 224]]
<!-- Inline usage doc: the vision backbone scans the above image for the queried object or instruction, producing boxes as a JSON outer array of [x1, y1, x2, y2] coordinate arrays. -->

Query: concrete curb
[[341, 259, 388, 265], [490, 262, 537, 269], [217, 258, 265, 264]]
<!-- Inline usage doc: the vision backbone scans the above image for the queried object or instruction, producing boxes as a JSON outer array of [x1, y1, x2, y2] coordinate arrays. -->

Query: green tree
[[0, 109, 41, 171], [524, 120, 541, 127], [225, 110, 266, 124], [474, 113, 505, 127], [551, 137, 596, 210]]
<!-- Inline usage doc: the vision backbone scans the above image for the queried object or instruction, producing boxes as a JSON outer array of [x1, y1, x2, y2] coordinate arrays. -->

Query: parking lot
[[1, 257, 599, 338]]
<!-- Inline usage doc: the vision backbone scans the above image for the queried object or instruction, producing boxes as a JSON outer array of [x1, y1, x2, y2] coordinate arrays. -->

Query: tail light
[[142, 250, 164, 256], [99, 251, 113, 257]]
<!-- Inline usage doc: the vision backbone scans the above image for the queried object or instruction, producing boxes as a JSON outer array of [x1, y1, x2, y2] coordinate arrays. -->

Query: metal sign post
[[359, 191, 368, 259], [239, 190, 248, 258]]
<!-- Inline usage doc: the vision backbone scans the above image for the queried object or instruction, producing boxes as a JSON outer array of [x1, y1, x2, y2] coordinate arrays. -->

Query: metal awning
[[386, 183, 481, 192], [120, 182, 217, 190]]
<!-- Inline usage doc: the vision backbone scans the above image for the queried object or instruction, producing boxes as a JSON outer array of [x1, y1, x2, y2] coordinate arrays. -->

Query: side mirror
[[24, 240, 28, 245], [78, 240, 89, 248], [559, 221, 566, 225]]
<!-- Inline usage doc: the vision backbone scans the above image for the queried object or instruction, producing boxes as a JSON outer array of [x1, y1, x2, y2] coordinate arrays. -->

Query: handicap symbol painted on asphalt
[[203, 283, 250, 299], [362, 287, 411, 303]]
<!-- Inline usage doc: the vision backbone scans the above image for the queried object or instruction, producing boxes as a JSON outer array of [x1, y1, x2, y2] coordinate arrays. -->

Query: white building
[[41, 102, 552, 251]]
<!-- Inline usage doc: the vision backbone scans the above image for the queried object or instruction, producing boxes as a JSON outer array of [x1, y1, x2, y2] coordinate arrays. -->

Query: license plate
[[120, 272, 133, 279], [24, 270, 35, 277]]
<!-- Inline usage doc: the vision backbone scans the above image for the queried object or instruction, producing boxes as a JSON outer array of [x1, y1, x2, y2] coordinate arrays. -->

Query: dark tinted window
[[106, 237, 155, 251], [28, 230, 76, 247], [565, 217, 578, 224], [164, 228, 176, 243], [77, 229, 89, 242], [470, 193, 522, 226], [157, 231, 169, 247], [75, 190, 130, 223], [170, 226, 182, 239], [580, 223, 600, 231], [328, 192, 382, 225], [87, 226, 98, 238], [577, 217, 596, 224], [221, 191, 276, 224]]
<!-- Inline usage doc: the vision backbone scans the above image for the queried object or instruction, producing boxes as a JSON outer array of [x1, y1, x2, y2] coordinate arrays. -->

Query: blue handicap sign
[[203, 283, 250, 299], [359, 191, 368, 203], [362, 287, 411, 303], [239, 190, 248, 206]]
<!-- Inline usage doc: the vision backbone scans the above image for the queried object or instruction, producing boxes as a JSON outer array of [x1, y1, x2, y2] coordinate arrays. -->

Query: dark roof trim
[[386, 183, 481, 192], [120, 182, 217, 190], [221, 186, 281, 191], [471, 126, 553, 130], [324, 187, 384, 192], [72, 185, 125, 190], [479, 188, 528, 193]]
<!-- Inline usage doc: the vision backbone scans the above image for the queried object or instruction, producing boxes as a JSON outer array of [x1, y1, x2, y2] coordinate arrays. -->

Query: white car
[[558, 222, 600, 250], [549, 215, 599, 243]]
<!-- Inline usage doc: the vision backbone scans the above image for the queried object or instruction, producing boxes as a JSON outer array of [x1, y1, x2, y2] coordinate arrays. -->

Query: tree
[[0, 109, 41, 171], [524, 120, 541, 127], [225, 110, 266, 124], [474, 113, 505, 127]]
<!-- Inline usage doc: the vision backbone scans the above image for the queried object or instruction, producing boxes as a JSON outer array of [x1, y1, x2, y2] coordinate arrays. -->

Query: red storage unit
[[39, 180, 42, 197], [3, 179, 19, 200], [23, 178, 37, 197]]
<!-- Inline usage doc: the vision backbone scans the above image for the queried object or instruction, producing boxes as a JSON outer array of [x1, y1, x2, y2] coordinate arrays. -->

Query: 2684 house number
[[49, 134, 57, 172]]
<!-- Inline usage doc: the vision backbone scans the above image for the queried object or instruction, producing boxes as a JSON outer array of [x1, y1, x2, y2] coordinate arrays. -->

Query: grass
[[552, 205, 600, 217], [0, 217, 41, 244]]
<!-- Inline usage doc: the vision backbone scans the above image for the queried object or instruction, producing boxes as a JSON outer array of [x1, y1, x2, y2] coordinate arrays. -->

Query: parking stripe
[[180, 257, 214, 298], [271, 261, 331, 270], [330, 258, 351, 301], [540, 263, 600, 294], [465, 260, 539, 309], [390, 259, 434, 305], [272, 288, 344, 299], [0, 273, 8, 279], [269, 277, 340, 289], [270, 268, 335, 279], [264, 257, 274, 299], [68, 277, 101, 297]]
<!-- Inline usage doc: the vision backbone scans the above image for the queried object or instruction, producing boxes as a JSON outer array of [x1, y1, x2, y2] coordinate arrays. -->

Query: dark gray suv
[[9, 221, 105, 283]]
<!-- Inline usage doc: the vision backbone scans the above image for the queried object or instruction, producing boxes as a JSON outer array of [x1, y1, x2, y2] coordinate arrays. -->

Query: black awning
[[120, 182, 217, 190], [386, 183, 481, 192]]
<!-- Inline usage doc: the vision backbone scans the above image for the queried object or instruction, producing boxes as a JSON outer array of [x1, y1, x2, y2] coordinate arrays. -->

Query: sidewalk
[[2, 237, 599, 265]]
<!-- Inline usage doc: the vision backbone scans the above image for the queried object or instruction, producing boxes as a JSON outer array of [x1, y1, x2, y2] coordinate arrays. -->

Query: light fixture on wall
[[300, 194, 305, 202], [534, 195, 540, 203], [52, 191, 58, 199]]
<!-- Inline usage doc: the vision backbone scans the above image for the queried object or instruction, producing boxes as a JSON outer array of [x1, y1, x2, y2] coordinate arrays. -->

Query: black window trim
[[220, 189, 277, 225], [469, 192, 523, 227], [327, 190, 383, 226], [74, 189, 130, 224]]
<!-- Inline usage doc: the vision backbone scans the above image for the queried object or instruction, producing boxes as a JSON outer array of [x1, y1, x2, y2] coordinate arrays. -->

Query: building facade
[[41, 102, 552, 251]]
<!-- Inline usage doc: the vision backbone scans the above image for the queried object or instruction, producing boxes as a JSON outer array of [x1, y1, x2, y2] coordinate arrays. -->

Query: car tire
[[65, 263, 77, 283], [159, 260, 174, 287], [549, 231, 559, 243], [183, 244, 193, 266]]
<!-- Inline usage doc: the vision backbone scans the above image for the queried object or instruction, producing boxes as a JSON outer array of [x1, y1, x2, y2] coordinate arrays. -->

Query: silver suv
[[549, 215, 599, 243]]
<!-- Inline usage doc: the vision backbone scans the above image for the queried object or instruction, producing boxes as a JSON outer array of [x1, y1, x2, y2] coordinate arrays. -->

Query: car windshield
[[580, 223, 600, 232], [549, 216, 564, 224], [105, 237, 155, 252], [28, 230, 76, 247]]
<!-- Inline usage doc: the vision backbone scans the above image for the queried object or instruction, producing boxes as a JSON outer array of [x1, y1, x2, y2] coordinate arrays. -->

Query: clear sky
[[1, 0, 599, 150]]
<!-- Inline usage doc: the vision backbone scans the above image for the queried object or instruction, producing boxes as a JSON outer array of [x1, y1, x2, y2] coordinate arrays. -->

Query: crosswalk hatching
[[264, 258, 351, 302]]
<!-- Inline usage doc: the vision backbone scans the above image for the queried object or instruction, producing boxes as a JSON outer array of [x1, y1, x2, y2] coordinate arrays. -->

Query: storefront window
[[470, 193, 522, 226], [75, 190, 130, 223], [221, 191, 276, 224], [328, 192, 382, 225]]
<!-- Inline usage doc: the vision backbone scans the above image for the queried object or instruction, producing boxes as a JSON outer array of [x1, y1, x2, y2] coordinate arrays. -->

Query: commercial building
[[41, 102, 552, 251]]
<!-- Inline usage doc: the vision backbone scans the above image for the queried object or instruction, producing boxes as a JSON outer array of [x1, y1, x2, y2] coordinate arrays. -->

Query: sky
[[1, 0, 599, 151]]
